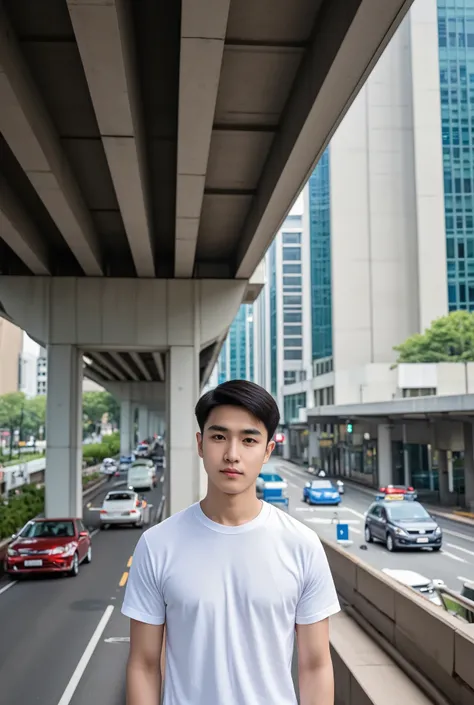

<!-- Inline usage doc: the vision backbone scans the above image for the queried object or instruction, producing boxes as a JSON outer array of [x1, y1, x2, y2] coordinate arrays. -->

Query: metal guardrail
[[436, 583, 474, 623]]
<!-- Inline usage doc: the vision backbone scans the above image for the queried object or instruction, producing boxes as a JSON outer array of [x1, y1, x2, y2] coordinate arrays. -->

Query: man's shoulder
[[267, 504, 325, 551], [142, 502, 197, 545]]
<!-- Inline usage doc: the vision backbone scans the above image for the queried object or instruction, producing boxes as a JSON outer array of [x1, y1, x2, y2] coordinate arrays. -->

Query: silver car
[[100, 490, 143, 528]]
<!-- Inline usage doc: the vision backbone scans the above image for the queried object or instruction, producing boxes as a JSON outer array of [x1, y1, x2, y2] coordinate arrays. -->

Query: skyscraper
[[216, 303, 255, 384], [0, 318, 22, 395]]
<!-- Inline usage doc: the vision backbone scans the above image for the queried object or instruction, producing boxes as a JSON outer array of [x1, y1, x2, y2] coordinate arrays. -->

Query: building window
[[283, 295, 301, 306], [309, 148, 333, 359], [283, 264, 301, 274], [284, 311, 302, 323], [284, 392, 307, 423], [284, 325, 302, 336], [282, 247, 301, 261], [438, 1, 474, 311], [402, 388, 437, 398], [284, 337, 303, 348], [284, 349, 302, 360], [284, 371, 297, 385], [282, 232, 301, 244]]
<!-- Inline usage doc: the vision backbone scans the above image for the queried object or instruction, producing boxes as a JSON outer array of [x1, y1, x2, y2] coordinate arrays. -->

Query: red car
[[377, 485, 418, 501], [4, 517, 92, 579]]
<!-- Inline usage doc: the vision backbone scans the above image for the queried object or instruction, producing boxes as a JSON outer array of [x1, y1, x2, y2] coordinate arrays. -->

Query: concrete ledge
[[330, 612, 433, 705], [321, 535, 474, 704]]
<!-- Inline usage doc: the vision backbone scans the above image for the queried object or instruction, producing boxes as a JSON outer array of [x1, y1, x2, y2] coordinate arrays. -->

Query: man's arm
[[126, 619, 165, 705], [296, 619, 334, 705]]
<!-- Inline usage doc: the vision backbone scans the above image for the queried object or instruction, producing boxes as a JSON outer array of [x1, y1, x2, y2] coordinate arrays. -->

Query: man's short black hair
[[195, 379, 280, 442]]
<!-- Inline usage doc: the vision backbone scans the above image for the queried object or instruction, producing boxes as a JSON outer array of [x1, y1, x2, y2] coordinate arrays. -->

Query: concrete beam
[[89, 351, 127, 381], [0, 277, 246, 350], [67, 0, 154, 277], [0, 5, 103, 276], [174, 0, 231, 277], [235, 0, 414, 278], [0, 176, 51, 274], [130, 352, 152, 382], [109, 352, 140, 382], [152, 352, 165, 381]]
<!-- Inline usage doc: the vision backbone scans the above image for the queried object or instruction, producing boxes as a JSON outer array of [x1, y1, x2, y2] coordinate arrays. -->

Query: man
[[122, 380, 340, 705]]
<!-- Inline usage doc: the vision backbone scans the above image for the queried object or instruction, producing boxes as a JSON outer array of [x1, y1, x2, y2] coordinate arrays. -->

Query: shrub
[[0, 485, 44, 540]]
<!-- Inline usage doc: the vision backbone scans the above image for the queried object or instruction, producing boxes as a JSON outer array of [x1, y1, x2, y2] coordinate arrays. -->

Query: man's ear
[[263, 440, 275, 463], [196, 431, 203, 458]]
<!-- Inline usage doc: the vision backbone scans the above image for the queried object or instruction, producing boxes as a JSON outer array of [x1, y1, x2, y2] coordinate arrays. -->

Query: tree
[[23, 395, 47, 441], [82, 391, 120, 435], [0, 392, 26, 460], [394, 311, 474, 363]]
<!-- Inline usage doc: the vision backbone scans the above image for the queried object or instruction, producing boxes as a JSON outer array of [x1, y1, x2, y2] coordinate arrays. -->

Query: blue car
[[256, 472, 289, 510], [303, 479, 341, 505]]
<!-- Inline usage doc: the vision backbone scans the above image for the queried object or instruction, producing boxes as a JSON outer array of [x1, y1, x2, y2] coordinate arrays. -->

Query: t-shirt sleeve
[[295, 533, 341, 625], [121, 532, 166, 625]]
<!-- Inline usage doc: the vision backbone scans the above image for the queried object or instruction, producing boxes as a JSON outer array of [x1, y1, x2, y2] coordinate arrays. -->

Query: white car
[[100, 490, 143, 528], [382, 569, 444, 606], [127, 462, 156, 491]]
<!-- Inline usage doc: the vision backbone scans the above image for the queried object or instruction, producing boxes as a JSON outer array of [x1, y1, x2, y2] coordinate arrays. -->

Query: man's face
[[196, 405, 275, 495]]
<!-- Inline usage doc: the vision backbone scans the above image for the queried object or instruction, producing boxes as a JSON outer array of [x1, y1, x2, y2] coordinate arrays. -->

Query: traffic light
[[346, 422, 353, 434]]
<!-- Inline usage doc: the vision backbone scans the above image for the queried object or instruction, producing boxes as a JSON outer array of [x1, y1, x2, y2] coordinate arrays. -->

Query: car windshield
[[19, 520, 75, 538], [386, 502, 430, 521], [311, 480, 333, 489], [105, 492, 134, 502]]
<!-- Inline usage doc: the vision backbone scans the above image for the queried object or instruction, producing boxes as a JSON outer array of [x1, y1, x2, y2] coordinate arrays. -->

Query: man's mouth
[[220, 469, 243, 476]]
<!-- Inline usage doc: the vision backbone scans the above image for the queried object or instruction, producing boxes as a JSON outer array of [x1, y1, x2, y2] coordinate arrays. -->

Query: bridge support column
[[463, 422, 474, 512], [167, 346, 199, 516], [120, 399, 132, 456], [438, 450, 451, 505], [45, 345, 83, 518], [138, 405, 148, 442], [377, 424, 392, 487]]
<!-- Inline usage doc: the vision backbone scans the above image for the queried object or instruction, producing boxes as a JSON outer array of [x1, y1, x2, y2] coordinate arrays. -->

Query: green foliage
[[0, 485, 44, 540], [82, 432, 120, 466], [82, 472, 100, 488], [394, 311, 474, 363], [82, 391, 120, 434]]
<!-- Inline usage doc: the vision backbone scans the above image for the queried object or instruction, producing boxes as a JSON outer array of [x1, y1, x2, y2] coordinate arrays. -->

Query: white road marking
[[0, 581, 16, 596], [440, 550, 467, 563], [305, 518, 360, 525], [288, 481, 300, 489], [104, 636, 130, 643], [90, 529, 100, 538], [442, 528, 474, 543], [446, 543, 474, 558], [457, 576, 474, 584], [57, 605, 114, 705], [350, 527, 362, 535]]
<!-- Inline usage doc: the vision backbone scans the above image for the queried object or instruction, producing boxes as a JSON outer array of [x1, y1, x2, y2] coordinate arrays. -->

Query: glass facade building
[[438, 0, 474, 310], [217, 304, 255, 384], [308, 148, 333, 359]]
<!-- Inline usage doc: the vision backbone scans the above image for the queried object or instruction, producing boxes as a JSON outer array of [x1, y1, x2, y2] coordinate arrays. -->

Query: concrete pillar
[[463, 422, 474, 512], [308, 429, 319, 467], [167, 346, 199, 514], [402, 424, 411, 487], [120, 400, 132, 456], [45, 345, 82, 518], [438, 450, 450, 505], [138, 405, 148, 442], [377, 424, 392, 488]]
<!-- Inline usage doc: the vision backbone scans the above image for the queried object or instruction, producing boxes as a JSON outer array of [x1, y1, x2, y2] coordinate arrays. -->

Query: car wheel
[[432, 546, 441, 552], [386, 533, 396, 552], [100, 523, 109, 530], [69, 553, 79, 577], [302, 495, 307, 503], [84, 545, 92, 564], [364, 525, 373, 543]]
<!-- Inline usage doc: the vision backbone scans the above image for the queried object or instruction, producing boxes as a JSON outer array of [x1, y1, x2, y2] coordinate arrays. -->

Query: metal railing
[[435, 583, 474, 623]]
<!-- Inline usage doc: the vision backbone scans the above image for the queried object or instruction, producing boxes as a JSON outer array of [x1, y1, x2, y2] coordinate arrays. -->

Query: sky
[[290, 191, 304, 215]]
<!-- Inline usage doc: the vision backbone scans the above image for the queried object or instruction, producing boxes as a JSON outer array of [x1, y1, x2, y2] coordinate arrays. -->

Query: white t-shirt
[[122, 500, 340, 705]]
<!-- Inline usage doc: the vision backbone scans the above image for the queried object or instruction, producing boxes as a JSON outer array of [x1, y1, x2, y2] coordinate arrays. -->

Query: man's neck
[[200, 485, 263, 527]]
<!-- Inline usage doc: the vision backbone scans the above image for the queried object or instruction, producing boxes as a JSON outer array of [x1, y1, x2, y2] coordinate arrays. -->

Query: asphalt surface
[[273, 458, 474, 590], [0, 473, 164, 705]]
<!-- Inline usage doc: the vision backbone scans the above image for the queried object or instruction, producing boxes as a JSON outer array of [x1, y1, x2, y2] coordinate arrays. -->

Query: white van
[[127, 463, 156, 491]]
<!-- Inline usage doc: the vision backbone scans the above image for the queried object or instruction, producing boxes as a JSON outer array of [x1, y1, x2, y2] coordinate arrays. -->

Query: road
[[272, 458, 474, 590], [0, 475, 164, 705]]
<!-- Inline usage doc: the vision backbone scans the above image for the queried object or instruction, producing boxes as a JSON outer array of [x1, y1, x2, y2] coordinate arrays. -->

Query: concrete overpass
[[305, 394, 474, 511], [0, 0, 416, 518]]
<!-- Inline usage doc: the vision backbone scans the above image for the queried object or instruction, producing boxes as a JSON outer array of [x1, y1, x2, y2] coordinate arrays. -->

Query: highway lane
[[272, 458, 474, 591], [0, 481, 163, 705]]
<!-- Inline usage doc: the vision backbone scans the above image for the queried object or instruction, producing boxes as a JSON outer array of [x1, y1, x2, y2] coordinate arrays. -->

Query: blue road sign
[[336, 523, 349, 542]]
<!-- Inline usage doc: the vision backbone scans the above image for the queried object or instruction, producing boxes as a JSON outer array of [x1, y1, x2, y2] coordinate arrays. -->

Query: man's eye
[[243, 438, 257, 444], [212, 434, 225, 440]]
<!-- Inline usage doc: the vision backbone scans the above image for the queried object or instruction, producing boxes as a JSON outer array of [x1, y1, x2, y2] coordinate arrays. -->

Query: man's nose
[[225, 439, 240, 462]]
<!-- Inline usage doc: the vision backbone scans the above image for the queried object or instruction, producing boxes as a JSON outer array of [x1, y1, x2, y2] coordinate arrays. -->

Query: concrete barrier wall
[[322, 536, 474, 705]]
